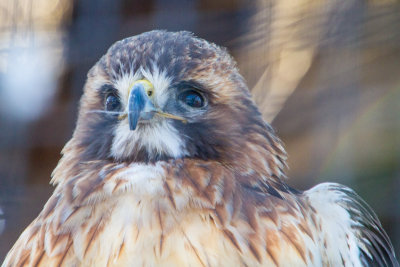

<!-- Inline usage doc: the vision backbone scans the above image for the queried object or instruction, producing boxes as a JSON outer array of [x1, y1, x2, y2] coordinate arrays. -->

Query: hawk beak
[[128, 80, 156, 131]]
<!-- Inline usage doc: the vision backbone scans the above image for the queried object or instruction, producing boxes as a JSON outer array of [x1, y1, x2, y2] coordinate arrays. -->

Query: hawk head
[[68, 30, 285, 173]]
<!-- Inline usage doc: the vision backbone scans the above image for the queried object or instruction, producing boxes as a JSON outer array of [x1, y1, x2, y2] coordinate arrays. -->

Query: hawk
[[3, 30, 398, 267]]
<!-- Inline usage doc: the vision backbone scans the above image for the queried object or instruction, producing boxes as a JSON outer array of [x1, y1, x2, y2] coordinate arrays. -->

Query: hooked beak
[[128, 80, 156, 131]]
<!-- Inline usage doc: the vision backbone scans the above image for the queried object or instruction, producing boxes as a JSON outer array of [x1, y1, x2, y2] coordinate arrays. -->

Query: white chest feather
[[64, 163, 262, 266], [72, 196, 246, 267], [52, 167, 366, 267]]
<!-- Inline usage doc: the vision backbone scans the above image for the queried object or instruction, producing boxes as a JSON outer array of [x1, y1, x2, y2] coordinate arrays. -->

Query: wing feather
[[305, 183, 399, 267]]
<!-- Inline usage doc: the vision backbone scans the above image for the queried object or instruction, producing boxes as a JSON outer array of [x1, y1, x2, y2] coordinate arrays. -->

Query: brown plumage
[[2, 30, 398, 266]]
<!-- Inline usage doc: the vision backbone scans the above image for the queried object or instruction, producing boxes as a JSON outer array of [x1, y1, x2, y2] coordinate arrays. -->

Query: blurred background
[[0, 0, 399, 260]]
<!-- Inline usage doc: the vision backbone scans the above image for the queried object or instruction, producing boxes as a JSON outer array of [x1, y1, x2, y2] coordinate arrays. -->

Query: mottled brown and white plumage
[[3, 30, 398, 267]]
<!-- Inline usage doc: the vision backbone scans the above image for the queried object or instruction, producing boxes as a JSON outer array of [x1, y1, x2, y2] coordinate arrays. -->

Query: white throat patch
[[110, 119, 187, 160]]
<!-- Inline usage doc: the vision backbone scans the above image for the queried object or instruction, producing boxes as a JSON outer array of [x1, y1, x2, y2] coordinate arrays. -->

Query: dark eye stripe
[[174, 80, 205, 93], [99, 84, 118, 97]]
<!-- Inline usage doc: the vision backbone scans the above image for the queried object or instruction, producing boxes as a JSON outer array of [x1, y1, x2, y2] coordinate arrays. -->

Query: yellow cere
[[131, 79, 154, 97]]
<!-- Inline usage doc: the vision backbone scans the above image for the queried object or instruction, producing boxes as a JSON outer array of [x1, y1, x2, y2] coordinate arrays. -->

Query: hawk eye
[[178, 90, 205, 108], [105, 93, 121, 111]]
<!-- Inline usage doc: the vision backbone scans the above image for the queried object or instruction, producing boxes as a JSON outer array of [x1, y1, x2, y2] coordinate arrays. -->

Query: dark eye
[[105, 93, 121, 111], [178, 90, 205, 108]]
